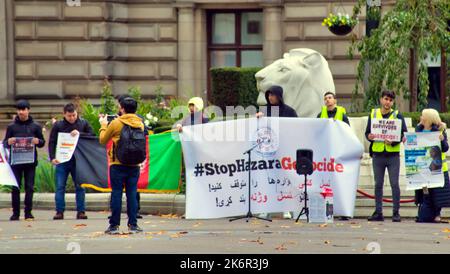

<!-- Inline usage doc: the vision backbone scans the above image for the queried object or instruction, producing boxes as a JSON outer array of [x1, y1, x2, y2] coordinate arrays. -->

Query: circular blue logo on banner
[[253, 127, 279, 157]]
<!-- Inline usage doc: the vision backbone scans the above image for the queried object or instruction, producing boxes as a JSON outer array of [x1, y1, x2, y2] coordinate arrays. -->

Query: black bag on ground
[[116, 124, 146, 165]]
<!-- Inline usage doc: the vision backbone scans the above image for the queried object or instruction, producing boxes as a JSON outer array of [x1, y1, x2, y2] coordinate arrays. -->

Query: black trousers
[[11, 164, 36, 216]]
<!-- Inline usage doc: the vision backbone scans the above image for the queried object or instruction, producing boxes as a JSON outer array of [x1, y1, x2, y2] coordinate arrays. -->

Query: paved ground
[[0, 208, 449, 254]]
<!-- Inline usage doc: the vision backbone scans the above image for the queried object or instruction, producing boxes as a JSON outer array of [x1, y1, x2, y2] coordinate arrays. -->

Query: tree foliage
[[349, 0, 450, 112]]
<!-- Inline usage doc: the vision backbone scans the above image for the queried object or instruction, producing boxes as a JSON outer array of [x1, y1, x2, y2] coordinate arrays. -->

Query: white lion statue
[[255, 48, 335, 118]]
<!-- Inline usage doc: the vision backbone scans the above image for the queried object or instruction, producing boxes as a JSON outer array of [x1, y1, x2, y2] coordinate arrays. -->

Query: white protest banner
[[0, 144, 18, 187], [371, 118, 402, 142], [180, 117, 363, 219], [56, 132, 80, 163], [404, 132, 444, 190]]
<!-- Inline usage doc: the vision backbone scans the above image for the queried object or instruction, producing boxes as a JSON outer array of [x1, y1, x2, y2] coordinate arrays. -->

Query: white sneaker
[[283, 212, 292, 219], [258, 213, 269, 218]]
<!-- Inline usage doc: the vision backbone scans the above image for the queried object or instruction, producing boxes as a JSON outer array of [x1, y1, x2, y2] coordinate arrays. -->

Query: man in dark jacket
[[256, 85, 297, 219], [257, 85, 298, 118], [3, 100, 45, 221], [49, 103, 94, 220]]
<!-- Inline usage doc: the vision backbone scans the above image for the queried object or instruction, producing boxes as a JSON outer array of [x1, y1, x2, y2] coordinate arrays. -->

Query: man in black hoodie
[[49, 103, 94, 220], [256, 86, 297, 219], [256, 85, 298, 118], [3, 100, 45, 221]]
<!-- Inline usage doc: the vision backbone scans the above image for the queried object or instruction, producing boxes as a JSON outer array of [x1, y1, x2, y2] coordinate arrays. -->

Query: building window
[[207, 10, 263, 99]]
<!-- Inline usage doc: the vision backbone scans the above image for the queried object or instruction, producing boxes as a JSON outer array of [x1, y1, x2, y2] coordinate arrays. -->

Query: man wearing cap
[[3, 100, 45, 221]]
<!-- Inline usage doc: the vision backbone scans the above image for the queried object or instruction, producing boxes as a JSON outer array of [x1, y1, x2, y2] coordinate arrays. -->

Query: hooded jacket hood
[[118, 114, 144, 130], [188, 97, 204, 112], [14, 115, 34, 125], [265, 85, 284, 106]]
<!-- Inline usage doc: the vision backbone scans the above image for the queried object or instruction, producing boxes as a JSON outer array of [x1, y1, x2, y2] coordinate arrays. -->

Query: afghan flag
[[75, 131, 182, 193]]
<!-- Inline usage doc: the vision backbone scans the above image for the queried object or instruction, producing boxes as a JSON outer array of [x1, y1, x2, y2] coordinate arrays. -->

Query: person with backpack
[[105, 94, 149, 220], [99, 98, 146, 234]]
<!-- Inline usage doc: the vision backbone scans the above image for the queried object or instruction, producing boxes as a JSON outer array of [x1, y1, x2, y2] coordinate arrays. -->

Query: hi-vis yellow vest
[[440, 128, 448, 172], [371, 108, 400, 153], [320, 106, 346, 121]]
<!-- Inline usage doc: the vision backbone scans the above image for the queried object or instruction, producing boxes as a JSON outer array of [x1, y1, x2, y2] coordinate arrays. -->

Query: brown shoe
[[76, 211, 88, 220], [53, 212, 64, 220]]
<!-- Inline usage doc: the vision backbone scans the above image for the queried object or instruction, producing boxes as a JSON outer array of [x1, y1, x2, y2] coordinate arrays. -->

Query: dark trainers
[[105, 225, 120, 235], [339, 216, 350, 221], [392, 212, 401, 222], [128, 224, 143, 234], [368, 211, 384, 222], [53, 212, 64, 220], [76, 212, 88, 220], [136, 213, 143, 219], [24, 212, 34, 220], [10, 215, 19, 221]]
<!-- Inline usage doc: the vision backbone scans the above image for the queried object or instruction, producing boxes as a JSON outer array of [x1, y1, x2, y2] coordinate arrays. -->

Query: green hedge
[[348, 112, 450, 128], [210, 67, 261, 111]]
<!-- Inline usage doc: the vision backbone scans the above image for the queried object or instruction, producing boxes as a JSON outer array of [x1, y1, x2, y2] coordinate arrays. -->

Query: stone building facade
[[0, 0, 427, 116]]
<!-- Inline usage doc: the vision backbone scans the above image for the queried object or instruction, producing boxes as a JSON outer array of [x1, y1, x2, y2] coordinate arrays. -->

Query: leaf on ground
[[145, 230, 167, 235], [318, 224, 328, 228], [89, 232, 104, 238], [442, 228, 450, 233], [160, 214, 180, 219], [193, 222, 202, 227], [73, 224, 87, 230], [324, 240, 331, 245], [249, 237, 264, 245], [280, 225, 290, 229], [275, 244, 287, 251], [351, 225, 361, 229]]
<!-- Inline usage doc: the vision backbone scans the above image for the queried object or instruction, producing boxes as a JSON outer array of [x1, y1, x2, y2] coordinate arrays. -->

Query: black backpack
[[115, 123, 146, 165]]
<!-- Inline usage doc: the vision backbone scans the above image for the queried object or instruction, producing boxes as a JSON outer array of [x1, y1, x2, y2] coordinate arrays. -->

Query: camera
[[107, 115, 118, 123]]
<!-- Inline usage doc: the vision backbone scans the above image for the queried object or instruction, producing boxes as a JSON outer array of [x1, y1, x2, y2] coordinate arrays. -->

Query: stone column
[[0, 0, 12, 100], [262, 2, 283, 66], [175, 2, 196, 98]]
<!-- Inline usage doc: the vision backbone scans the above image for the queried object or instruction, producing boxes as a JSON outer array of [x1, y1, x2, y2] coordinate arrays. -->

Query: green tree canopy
[[349, 0, 450, 112]]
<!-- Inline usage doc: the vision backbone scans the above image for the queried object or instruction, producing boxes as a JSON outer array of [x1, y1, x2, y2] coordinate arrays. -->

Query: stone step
[[354, 207, 450, 218], [355, 198, 416, 207]]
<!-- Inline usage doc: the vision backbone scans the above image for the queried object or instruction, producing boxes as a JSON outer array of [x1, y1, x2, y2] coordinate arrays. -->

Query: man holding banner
[[2, 100, 45, 221], [318, 91, 351, 221], [365, 90, 407, 222], [317, 91, 350, 126], [49, 103, 94, 220]]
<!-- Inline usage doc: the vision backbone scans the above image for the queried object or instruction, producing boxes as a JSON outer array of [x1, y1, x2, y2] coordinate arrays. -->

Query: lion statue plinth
[[255, 48, 335, 118]]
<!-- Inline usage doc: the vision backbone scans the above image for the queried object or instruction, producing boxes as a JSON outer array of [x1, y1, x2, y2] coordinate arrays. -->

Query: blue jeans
[[55, 159, 85, 213], [109, 165, 140, 227]]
